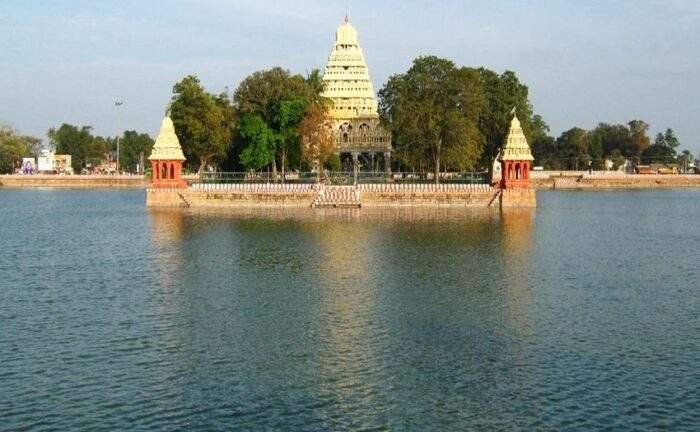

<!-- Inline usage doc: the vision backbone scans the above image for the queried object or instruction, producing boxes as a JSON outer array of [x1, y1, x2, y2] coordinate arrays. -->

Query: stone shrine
[[498, 113, 537, 207], [148, 116, 187, 189]]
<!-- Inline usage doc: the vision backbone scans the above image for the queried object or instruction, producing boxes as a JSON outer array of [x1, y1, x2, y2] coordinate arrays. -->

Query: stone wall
[[500, 189, 537, 208], [154, 183, 507, 209], [146, 189, 189, 207], [152, 183, 319, 208], [0, 174, 148, 188], [0, 174, 199, 189], [530, 172, 700, 189], [358, 184, 497, 207]]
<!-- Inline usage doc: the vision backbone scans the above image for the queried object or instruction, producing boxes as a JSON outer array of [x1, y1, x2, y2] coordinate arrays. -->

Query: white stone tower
[[321, 15, 392, 173]]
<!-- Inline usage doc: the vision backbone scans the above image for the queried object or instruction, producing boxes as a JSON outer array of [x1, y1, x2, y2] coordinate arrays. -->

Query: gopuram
[[321, 15, 392, 173]]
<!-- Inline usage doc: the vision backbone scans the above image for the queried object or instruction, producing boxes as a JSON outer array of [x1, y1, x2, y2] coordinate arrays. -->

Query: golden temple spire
[[148, 116, 186, 161], [499, 113, 534, 161]]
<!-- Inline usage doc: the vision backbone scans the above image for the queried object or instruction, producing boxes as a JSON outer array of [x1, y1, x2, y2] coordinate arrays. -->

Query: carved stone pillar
[[352, 152, 360, 185], [384, 152, 392, 175]]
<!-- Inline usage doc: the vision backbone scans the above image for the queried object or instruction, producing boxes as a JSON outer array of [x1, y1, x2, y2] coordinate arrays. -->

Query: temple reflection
[[149, 208, 187, 246], [500, 208, 536, 337], [304, 217, 386, 417]]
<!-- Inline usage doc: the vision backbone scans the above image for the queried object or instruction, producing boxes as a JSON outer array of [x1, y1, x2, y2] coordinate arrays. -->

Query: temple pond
[[1, 188, 698, 430]]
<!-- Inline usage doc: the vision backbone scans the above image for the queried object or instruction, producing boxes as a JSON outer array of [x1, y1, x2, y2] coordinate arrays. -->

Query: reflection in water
[[149, 208, 187, 245], [183, 206, 499, 223], [501, 208, 535, 261], [500, 208, 536, 334], [305, 218, 384, 426]]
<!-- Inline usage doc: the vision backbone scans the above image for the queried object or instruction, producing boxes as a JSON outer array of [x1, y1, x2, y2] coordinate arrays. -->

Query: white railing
[[190, 183, 317, 192]]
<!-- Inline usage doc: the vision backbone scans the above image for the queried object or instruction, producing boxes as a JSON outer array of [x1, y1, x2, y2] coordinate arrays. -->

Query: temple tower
[[499, 114, 534, 189], [148, 116, 187, 189], [321, 15, 392, 173]]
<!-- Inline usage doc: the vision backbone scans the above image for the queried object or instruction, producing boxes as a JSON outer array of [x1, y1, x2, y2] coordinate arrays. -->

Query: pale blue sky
[[1, 0, 698, 154]]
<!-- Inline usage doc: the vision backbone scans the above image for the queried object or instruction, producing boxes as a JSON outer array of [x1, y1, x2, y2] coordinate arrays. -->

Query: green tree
[[678, 149, 694, 171], [530, 115, 558, 168], [643, 128, 680, 164], [233, 67, 315, 174], [556, 127, 592, 170], [47, 124, 102, 172], [234, 67, 309, 123], [641, 143, 676, 163], [298, 101, 335, 180], [628, 120, 650, 157], [238, 114, 277, 170], [275, 97, 308, 176], [0, 126, 41, 173], [653, 128, 680, 150], [378, 56, 486, 182], [169, 75, 234, 173], [116, 131, 154, 173], [477, 68, 534, 173], [304, 69, 329, 106], [591, 123, 632, 157]]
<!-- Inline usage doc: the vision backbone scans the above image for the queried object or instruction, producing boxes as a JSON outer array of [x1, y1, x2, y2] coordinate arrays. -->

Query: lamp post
[[115, 101, 124, 174]]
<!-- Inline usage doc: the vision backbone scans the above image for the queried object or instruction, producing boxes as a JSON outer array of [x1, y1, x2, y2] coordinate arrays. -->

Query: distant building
[[321, 15, 392, 172], [37, 150, 73, 174]]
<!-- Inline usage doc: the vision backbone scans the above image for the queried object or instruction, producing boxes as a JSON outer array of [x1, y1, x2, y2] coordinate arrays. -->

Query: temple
[[148, 116, 187, 189], [497, 113, 537, 207], [499, 113, 534, 189], [321, 15, 392, 172]]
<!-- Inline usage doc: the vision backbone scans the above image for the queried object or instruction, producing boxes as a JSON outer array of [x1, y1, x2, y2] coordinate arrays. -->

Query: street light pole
[[115, 101, 124, 174]]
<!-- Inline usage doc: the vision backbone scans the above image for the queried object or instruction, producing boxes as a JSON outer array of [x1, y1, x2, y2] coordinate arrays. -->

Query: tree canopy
[[169, 75, 235, 173], [112, 131, 154, 173], [298, 101, 335, 179], [48, 124, 105, 172], [0, 126, 41, 173], [379, 56, 538, 178], [232, 68, 325, 173]]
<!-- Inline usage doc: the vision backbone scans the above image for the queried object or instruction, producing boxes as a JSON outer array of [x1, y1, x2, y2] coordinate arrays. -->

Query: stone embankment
[[358, 183, 497, 207], [146, 183, 513, 208], [529, 171, 700, 189], [0, 174, 199, 188]]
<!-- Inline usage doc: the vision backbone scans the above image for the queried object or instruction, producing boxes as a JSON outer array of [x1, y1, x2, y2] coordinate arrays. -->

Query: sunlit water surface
[[1, 189, 698, 430]]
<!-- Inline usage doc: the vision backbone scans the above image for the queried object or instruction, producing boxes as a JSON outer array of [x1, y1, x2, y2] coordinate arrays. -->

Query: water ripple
[[0, 189, 698, 430]]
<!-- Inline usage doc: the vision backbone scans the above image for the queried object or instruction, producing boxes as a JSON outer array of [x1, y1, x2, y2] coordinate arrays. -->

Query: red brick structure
[[499, 114, 535, 190], [148, 116, 187, 189]]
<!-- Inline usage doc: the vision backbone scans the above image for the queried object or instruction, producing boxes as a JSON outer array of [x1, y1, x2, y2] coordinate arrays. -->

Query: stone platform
[[146, 183, 536, 209]]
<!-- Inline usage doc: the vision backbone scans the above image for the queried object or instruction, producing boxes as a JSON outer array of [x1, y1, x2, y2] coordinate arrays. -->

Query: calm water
[[1, 189, 698, 431]]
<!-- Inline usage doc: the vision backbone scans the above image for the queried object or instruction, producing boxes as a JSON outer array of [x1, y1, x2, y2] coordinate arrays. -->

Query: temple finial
[[345, 6, 349, 23]]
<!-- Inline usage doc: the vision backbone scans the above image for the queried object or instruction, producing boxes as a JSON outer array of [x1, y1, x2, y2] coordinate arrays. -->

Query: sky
[[1, 0, 699, 155]]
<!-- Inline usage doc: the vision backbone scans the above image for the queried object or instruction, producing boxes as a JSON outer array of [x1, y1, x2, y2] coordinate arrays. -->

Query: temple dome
[[499, 114, 534, 161], [148, 116, 186, 161], [335, 21, 358, 46]]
